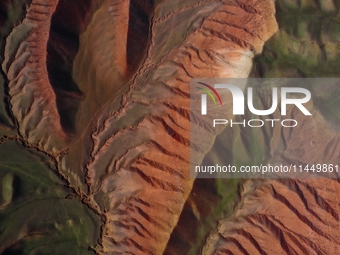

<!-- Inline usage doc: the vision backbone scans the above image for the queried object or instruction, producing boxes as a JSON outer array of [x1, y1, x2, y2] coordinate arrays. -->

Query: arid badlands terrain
[[0, 0, 340, 254]]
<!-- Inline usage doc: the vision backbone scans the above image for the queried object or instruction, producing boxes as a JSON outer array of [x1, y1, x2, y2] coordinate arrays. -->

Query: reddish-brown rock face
[[9, 0, 340, 254], [2, 0, 69, 152], [202, 177, 340, 254], [67, 0, 277, 253], [1, 0, 277, 253], [203, 105, 340, 254]]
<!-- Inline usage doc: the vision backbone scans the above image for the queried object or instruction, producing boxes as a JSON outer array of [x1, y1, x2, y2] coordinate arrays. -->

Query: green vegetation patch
[[0, 140, 101, 255]]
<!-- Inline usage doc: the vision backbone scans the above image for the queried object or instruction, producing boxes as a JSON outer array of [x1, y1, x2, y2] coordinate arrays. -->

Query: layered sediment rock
[[63, 0, 277, 253], [2, 0, 68, 153]]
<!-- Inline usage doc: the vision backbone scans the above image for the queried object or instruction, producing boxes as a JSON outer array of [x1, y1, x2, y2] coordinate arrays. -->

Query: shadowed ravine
[[1, 0, 340, 254]]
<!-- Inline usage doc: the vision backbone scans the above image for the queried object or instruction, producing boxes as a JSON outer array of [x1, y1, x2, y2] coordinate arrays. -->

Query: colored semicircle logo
[[196, 82, 223, 105]]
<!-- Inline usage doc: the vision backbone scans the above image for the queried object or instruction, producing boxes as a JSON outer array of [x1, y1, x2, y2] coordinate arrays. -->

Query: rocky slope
[[2, 0, 340, 254]]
